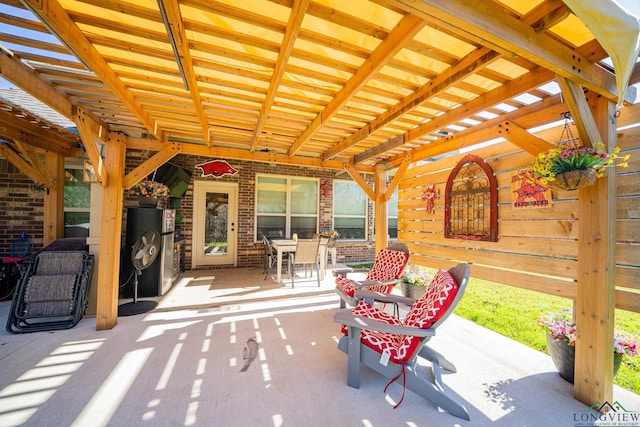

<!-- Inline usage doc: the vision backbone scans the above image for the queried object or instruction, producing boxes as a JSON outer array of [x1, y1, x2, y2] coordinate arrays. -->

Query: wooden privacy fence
[[398, 103, 640, 313]]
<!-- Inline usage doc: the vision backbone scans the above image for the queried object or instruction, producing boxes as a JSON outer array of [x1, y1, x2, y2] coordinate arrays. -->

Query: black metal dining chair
[[262, 235, 277, 280]]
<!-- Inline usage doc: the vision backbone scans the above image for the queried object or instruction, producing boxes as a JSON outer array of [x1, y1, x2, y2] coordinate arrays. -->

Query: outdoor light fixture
[[157, 0, 190, 91]]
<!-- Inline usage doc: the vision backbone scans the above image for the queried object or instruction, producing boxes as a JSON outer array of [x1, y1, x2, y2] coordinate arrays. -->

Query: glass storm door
[[193, 181, 238, 267]]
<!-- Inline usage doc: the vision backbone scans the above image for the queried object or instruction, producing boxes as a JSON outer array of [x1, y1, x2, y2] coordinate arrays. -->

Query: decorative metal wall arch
[[444, 154, 498, 241]]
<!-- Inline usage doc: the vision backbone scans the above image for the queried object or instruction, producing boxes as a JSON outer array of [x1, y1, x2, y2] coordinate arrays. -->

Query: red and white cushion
[[342, 301, 409, 363], [335, 248, 409, 298], [342, 269, 458, 363], [405, 269, 458, 329], [366, 248, 409, 282], [335, 275, 394, 297]]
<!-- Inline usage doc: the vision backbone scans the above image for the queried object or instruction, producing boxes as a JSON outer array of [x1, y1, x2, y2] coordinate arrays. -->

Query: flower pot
[[546, 169, 597, 191], [401, 282, 427, 299], [138, 196, 159, 208], [546, 335, 623, 383]]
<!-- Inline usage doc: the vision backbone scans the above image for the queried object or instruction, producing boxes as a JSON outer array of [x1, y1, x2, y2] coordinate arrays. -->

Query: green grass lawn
[[452, 277, 640, 394]]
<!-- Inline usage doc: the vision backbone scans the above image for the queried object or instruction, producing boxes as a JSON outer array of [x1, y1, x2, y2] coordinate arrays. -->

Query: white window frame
[[333, 179, 368, 240], [254, 174, 319, 241], [387, 187, 398, 240], [63, 160, 92, 237]]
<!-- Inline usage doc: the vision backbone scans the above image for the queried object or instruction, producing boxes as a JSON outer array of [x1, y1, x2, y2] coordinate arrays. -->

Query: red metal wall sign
[[195, 160, 238, 178]]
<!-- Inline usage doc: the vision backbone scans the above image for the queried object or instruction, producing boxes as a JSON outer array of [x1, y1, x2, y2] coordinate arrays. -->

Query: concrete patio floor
[[0, 266, 638, 427]]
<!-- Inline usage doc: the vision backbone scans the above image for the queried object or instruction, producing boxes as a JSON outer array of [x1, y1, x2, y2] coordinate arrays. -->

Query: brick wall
[[0, 159, 44, 256], [0, 153, 378, 269], [123, 152, 377, 270]]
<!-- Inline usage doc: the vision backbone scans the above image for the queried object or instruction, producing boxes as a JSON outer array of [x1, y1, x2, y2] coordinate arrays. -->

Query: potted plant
[[537, 309, 638, 383], [531, 141, 630, 191], [320, 230, 340, 248], [320, 230, 340, 239], [128, 180, 170, 207], [400, 269, 431, 299]]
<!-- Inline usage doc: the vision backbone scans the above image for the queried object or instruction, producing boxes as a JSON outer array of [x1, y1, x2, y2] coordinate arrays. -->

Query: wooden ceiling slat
[[13, 52, 85, 70], [0, 10, 47, 33], [182, 0, 286, 34], [87, 33, 173, 61], [0, 0, 627, 170], [323, 47, 499, 161], [22, 0, 163, 140], [74, 0, 161, 23], [105, 56, 182, 81], [382, 0, 618, 102], [153, 0, 210, 143], [69, 11, 167, 43], [0, 32, 69, 55], [289, 13, 427, 156], [355, 66, 555, 163], [251, 0, 311, 151]]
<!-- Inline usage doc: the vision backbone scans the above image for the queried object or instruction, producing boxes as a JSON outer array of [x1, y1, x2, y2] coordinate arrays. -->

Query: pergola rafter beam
[[355, 66, 555, 163], [383, 93, 564, 168], [158, 0, 209, 144], [526, 0, 571, 32], [0, 46, 75, 120], [122, 142, 182, 189], [287, 13, 426, 157], [250, 0, 310, 152], [497, 121, 555, 155], [75, 107, 107, 186], [556, 76, 603, 148], [380, 0, 619, 103], [322, 47, 500, 161], [21, 0, 163, 141], [0, 115, 77, 155], [0, 143, 47, 185]]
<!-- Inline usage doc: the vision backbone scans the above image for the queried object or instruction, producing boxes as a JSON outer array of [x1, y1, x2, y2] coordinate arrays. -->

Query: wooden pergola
[[0, 0, 638, 408]]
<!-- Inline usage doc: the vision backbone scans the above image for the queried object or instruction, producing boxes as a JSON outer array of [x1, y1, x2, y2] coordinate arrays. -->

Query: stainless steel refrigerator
[[122, 208, 175, 298]]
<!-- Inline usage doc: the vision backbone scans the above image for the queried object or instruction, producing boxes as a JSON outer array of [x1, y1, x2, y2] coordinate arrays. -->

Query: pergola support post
[[96, 132, 126, 330], [573, 94, 617, 406], [374, 164, 389, 254], [43, 151, 64, 246]]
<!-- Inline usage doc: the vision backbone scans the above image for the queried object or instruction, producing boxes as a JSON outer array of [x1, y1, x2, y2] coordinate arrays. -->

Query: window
[[333, 180, 367, 239], [256, 175, 318, 240], [64, 164, 91, 237], [388, 188, 398, 239]]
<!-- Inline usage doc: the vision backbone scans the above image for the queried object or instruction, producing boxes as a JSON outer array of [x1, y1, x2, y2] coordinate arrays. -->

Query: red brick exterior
[[0, 159, 45, 255], [124, 152, 377, 270], [0, 154, 378, 268]]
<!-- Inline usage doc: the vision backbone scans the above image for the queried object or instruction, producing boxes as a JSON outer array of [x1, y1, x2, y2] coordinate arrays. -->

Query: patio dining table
[[270, 239, 326, 283]]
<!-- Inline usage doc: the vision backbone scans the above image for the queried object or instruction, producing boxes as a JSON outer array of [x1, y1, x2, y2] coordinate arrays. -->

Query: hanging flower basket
[[530, 113, 630, 191], [128, 180, 169, 198], [544, 168, 597, 191]]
